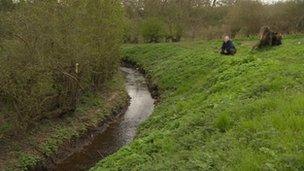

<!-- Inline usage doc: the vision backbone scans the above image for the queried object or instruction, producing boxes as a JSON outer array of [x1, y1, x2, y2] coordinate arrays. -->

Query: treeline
[[123, 0, 304, 43], [0, 0, 123, 134]]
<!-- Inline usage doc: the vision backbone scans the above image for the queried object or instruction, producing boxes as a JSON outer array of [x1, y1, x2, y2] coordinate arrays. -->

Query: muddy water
[[52, 67, 155, 171]]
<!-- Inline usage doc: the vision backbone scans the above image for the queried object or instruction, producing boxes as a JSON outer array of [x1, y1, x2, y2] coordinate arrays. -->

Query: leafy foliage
[[0, 0, 14, 12], [0, 0, 123, 134], [18, 153, 40, 171], [0, 72, 128, 170], [141, 18, 165, 43]]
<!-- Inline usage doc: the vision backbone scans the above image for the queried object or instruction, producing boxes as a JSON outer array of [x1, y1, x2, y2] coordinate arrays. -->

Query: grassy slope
[[0, 72, 128, 170], [93, 37, 304, 170]]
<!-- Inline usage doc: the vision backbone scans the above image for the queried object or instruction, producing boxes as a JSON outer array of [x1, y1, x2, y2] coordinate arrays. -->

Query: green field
[[92, 37, 304, 170]]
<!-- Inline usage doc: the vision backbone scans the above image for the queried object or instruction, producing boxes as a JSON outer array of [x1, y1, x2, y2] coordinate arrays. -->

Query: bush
[[123, 18, 140, 43], [164, 23, 183, 42], [140, 18, 165, 43], [0, 0, 123, 132]]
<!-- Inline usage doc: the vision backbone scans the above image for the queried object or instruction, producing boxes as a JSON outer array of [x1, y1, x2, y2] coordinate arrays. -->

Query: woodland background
[[122, 0, 304, 43]]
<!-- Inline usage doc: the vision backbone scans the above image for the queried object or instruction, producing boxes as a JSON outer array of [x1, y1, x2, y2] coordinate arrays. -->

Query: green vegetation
[[141, 18, 165, 43], [123, 0, 304, 42], [0, 0, 303, 170], [0, 72, 128, 170], [0, 0, 123, 135], [0, 1, 128, 169], [18, 153, 40, 171], [93, 37, 304, 170]]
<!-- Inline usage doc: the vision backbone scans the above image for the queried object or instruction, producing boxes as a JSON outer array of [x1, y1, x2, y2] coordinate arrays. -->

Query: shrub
[[0, 0, 123, 132], [140, 18, 165, 43], [164, 23, 184, 42]]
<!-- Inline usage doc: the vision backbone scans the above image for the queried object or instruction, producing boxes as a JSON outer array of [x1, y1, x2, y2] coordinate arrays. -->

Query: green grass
[[92, 37, 304, 170]]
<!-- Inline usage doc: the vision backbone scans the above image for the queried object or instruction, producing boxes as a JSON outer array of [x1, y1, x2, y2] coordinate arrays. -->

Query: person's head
[[224, 35, 230, 42]]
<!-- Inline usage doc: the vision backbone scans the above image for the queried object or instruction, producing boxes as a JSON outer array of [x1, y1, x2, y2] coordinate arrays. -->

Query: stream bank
[[0, 73, 129, 171], [47, 66, 155, 171]]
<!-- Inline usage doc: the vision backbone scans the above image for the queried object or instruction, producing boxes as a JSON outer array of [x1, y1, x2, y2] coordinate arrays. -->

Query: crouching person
[[220, 35, 237, 55], [254, 26, 282, 49]]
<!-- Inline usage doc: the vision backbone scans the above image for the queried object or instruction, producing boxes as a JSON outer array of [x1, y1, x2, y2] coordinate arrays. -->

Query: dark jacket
[[221, 40, 236, 54]]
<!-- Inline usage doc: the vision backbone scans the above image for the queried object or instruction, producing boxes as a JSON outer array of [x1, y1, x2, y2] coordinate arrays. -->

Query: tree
[[0, 0, 14, 12], [124, 0, 304, 41], [0, 0, 124, 131], [227, 0, 265, 37]]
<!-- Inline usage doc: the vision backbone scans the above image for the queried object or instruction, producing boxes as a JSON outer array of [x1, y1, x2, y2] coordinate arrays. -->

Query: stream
[[51, 67, 155, 171]]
